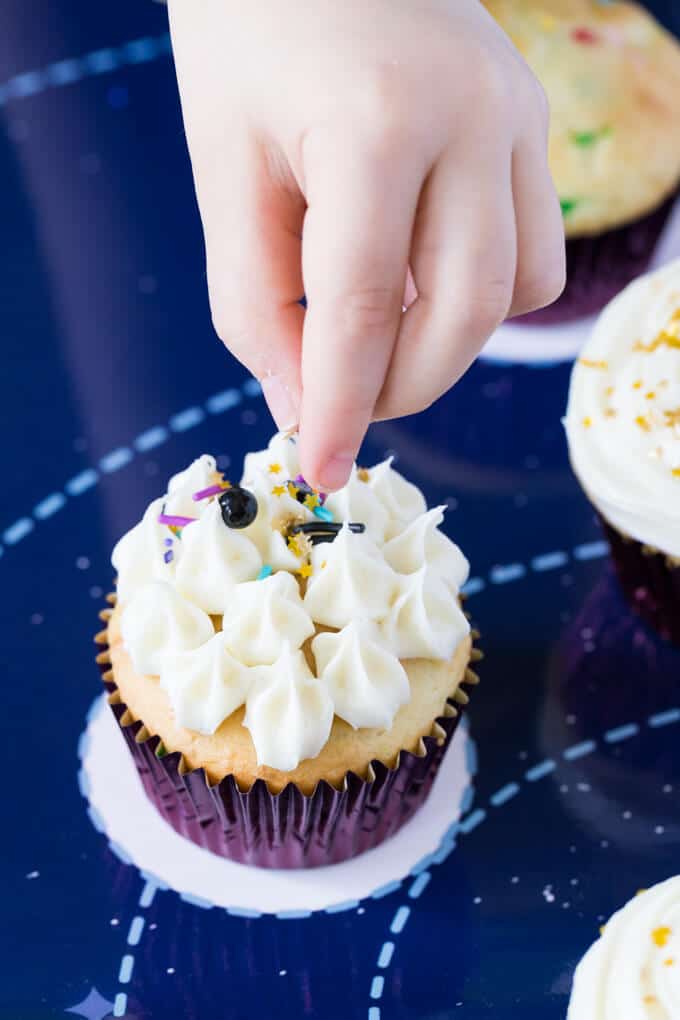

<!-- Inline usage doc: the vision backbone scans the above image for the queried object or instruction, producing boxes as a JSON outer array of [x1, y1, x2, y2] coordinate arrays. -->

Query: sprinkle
[[571, 26, 600, 45], [645, 392, 656, 401], [287, 536, 303, 557], [192, 483, 229, 501], [633, 334, 680, 353], [643, 996, 657, 1005], [579, 358, 608, 370], [599, 925, 606, 936], [303, 493, 320, 510], [271, 485, 287, 497], [652, 927, 672, 947], [582, 417, 592, 428], [604, 409, 617, 418], [314, 505, 334, 522], [297, 563, 313, 579], [560, 198, 579, 216], [268, 462, 282, 474], [357, 467, 371, 482], [163, 550, 173, 564], [635, 416, 651, 432], [321, 560, 327, 569], [665, 958, 675, 967], [158, 513, 197, 527], [664, 409, 680, 426], [633, 380, 642, 389], [257, 565, 273, 580], [605, 386, 614, 396], [672, 469, 680, 478], [164, 538, 173, 547]]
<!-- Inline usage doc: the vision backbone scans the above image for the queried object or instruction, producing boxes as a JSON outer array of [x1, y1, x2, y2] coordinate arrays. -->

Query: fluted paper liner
[[600, 519, 680, 647], [94, 596, 481, 869]]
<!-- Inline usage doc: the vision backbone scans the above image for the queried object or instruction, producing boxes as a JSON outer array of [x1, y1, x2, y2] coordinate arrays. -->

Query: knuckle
[[337, 285, 401, 344], [459, 278, 513, 339]]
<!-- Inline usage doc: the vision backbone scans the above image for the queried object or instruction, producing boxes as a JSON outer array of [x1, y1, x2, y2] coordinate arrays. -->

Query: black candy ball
[[219, 486, 258, 529]]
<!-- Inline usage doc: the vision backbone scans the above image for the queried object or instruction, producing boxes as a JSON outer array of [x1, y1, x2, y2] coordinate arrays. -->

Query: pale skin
[[168, 0, 566, 490]]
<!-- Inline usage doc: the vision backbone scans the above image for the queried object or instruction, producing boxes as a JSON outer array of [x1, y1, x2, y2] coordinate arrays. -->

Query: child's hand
[[169, 0, 565, 489]]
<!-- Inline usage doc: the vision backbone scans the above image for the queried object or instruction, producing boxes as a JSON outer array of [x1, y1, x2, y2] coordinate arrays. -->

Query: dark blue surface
[[2, 4, 680, 1018]]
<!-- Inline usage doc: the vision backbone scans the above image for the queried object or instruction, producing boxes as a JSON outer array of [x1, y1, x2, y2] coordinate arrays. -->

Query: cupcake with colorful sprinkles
[[95, 433, 479, 867], [483, 0, 680, 322], [565, 258, 680, 644], [568, 876, 680, 1018]]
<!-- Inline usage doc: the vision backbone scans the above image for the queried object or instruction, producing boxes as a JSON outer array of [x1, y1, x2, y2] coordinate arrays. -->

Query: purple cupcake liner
[[515, 193, 677, 326], [600, 519, 680, 647], [95, 603, 480, 869]]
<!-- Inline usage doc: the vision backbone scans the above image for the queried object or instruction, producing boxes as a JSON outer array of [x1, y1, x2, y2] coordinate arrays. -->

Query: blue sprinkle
[[45, 59, 82, 85], [490, 563, 526, 585], [163, 550, 173, 564], [85, 48, 118, 74], [164, 538, 173, 547], [461, 576, 485, 596], [490, 782, 520, 807], [118, 954, 134, 984], [169, 406, 205, 432], [134, 425, 168, 452], [370, 976, 384, 1000], [33, 492, 67, 520], [121, 37, 160, 64], [458, 809, 487, 834], [3, 518, 34, 546], [242, 378, 263, 398], [314, 505, 334, 522], [113, 993, 127, 1018], [9, 71, 44, 98], [525, 759, 556, 782], [604, 723, 639, 744], [257, 565, 273, 580], [573, 540, 608, 561], [563, 740, 597, 761], [205, 388, 242, 414], [99, 447, 133, 474], [649, 708, 680, 729]]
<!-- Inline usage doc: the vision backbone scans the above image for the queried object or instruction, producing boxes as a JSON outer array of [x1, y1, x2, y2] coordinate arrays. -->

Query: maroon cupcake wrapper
[[515, 193, 677, 326], [94, 600, 480, 869], [600, 519, 680, 646]]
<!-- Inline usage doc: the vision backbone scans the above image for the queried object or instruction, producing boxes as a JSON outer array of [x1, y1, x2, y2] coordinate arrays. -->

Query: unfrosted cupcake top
[[483, 0, 680, 237], [565, 258, 680, 559], [111, 434, 470, 770], [568, 876, 680, 1018]]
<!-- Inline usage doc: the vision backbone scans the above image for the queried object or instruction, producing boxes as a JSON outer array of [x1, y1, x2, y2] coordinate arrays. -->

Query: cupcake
[[564, 258, 680, 644], [483, 0, 680, 323], [568, 876, 680, 1017], [96, 433, 479, 868]]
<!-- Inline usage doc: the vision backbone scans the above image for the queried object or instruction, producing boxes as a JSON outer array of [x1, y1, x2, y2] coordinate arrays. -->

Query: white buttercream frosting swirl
[[244, 644, 334, 771], [568, 876, 680, 1019], [160, 634, 251, 734], [312, 621, 409, 730], [565, 258, 680, 558], [222, 571, 314, 666], [112, 435, 471, 771], [121, 580, 214, 676]]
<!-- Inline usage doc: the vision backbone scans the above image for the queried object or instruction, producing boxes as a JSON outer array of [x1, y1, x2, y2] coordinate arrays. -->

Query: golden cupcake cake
[[483, 0, 680, 321], [565, 257, 680, 644], [97, 433, 479, 867], [568, 876, 680, 1018]]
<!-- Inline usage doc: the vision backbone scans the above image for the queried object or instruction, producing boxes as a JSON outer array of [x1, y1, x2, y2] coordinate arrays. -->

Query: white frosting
[[382, 507, 469, 592], [222, 571, 315, 666], [568, 876, 680, 1019], [312, 622, 409, 730], [366, 457, 427, 538], [303, 524, 399, 629], [244, 644, 334, 771], [159, 633, 251, 734], [165, 454, 218, 519], [241, 432, 300, 486], [324, 465, 389, 543], [175, 501, 262, 614], [112, 497, 178, 603], [112, 438, 472, 771], [381, 567, 470, 660], [121, 581, 214, 676], [565, 259, 680, 558]]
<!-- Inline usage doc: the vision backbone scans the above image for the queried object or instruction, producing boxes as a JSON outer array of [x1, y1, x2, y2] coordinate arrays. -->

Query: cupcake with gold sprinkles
[[565, 258, 680, 644], [483, 0, 680, 322], [568, 876, 680, 1018], [96, 433, 479, 868]]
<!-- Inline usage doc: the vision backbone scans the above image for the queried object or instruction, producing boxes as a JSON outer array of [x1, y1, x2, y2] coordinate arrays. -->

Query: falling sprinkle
[[271, 485, 287, 497], [268, 462, 282, 474], [257, 565, 273, 580], [26, 870, 39, 880], [652, 926, 672, 947], [579, 358, 608, 370]]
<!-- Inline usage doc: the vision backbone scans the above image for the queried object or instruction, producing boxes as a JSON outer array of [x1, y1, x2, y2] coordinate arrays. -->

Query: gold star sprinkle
[[673, 469, 680, 478], [635, 416, 651, 432], [582, 417, 592, 428], [303, 493, 320, 510], [271, 484, 286, 497], [268, 462, 282, 474], [287, 536, 303, 557], [633, 380, 643, 390], [652, 926, 672, 947], [665, 958, 675, 967], [357, 467, 371, 482], [646, 391, 657, 401], [297, 562, 313, 579]]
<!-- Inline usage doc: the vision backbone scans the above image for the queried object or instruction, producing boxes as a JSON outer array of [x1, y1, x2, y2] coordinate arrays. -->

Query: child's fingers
[[375, 139, 516, 421], [508, 99, 566, 317], [298, 133, 423, 490], [199, 136, 306, 430]]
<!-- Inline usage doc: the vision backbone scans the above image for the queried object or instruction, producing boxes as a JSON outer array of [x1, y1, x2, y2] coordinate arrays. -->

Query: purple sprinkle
[[294, 474, 306, 486], [158, 513, 197, 527], [192, 484, 225, 501], [295, 474, 326, 503], [163, 550, 173, 564], [164, 538, 173, 547]]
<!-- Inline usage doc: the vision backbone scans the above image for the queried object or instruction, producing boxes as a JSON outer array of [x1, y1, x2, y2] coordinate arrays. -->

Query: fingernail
[[260, 375, 298, 432], [317, 451, 355, 491]]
